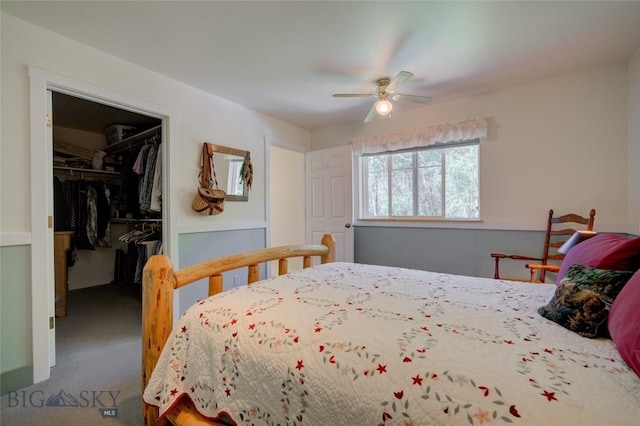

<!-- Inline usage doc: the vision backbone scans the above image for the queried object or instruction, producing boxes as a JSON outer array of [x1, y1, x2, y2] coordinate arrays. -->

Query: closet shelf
[[54, 166, 120, 176], [103, 124, 162, 154]]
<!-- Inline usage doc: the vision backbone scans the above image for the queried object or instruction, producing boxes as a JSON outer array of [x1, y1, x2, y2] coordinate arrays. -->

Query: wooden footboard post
[[142, 254, 175, 426], [321, 234, 336, 263]]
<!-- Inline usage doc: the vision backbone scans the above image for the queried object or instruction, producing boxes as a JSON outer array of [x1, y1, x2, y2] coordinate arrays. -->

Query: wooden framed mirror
[[202, 143, 251, 201]]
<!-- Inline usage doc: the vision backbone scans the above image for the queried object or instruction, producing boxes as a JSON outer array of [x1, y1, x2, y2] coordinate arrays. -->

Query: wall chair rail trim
[[0, 233, 32, 247]]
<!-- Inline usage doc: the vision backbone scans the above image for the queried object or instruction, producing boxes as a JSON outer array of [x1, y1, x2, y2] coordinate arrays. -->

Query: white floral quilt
[[144, 262, 640, 425]]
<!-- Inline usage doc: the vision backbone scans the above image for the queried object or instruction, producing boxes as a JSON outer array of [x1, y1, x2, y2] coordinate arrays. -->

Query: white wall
[[312, 63, 630, 232], [628, 47, 640, 235], [0, 13, 311, 378], [1, 12, 311, 237]]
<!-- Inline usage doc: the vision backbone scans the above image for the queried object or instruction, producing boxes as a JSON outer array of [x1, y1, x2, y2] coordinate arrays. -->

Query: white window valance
[[351, 117, 488, 155]]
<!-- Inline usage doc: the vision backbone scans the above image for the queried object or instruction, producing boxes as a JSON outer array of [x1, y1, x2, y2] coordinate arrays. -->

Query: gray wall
[[355, 226, 547, 281], [0, 228, 268, 394], [178, 228, 267, 314], [0, 245, 33, 393]]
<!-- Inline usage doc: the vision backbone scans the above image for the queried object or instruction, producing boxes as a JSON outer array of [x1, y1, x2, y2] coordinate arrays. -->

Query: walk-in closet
[[51, 92, 164, 318]]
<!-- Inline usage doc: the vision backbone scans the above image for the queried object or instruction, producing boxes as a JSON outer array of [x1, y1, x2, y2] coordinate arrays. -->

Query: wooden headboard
[[141, 234, 335, 425]]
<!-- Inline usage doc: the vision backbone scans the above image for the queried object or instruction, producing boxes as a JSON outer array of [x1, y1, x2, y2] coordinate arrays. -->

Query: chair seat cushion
[[608, 269, 640, 376], [556, 234, 640, 284]]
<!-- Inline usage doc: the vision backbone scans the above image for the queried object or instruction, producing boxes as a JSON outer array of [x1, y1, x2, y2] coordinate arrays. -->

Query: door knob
[[345, 223, 351, 228]]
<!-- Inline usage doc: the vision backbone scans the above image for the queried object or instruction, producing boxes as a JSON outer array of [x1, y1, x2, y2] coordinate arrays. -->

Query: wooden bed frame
[[142, 234, 335, 425]]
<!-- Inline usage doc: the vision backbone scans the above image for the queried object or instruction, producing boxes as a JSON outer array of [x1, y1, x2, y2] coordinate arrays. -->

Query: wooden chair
[[491, 209, 596, 282]]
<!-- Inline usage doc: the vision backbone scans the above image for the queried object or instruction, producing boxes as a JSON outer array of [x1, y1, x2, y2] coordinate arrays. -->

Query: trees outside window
[[361, 142, 479, 219]]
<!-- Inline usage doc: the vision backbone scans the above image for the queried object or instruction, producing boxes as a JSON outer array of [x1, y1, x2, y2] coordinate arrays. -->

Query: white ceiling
[[2, 1, 640, 131]]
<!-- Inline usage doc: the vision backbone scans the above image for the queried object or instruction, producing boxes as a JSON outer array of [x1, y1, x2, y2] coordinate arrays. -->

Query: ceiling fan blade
[[364, 103, 377, 123], [332, 93, 374, 98], [392, 94, 433, 104], [386, 71, 414, 94]]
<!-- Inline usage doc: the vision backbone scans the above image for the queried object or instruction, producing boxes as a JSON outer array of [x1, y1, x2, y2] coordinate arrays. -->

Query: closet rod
[[111, 218, 162, 225], [103, 124, 162, 155]]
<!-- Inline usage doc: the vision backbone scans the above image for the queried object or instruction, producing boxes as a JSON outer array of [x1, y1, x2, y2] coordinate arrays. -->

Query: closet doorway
[[50, 91, 164, 362], [29, 66, 177, 384]]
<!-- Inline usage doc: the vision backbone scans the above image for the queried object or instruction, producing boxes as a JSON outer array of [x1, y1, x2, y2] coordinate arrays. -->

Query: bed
[[142, 234, 640, 425]]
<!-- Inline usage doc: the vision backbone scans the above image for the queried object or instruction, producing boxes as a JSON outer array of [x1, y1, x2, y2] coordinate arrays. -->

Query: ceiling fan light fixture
[[375, 99, 393, 116], [333, 71, 431, 123]]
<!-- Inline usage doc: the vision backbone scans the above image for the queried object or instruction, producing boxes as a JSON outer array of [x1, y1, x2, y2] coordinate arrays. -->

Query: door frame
[[28, 66, 179, 383]]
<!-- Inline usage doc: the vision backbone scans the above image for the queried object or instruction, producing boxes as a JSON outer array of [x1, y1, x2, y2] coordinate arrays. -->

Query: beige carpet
[[1, 283, 142, 425]]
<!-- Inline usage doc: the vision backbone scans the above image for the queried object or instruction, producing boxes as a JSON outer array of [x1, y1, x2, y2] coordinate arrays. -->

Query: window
[[361, 141, 479, 219], [227, 159, 244, 196]]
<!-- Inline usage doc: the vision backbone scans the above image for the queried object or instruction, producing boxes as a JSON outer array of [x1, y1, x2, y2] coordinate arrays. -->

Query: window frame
[[358, 140, 480, 222]]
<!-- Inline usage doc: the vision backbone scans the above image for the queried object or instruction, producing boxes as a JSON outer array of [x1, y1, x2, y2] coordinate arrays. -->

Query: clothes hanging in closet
[[138, 143, 158, 212], [149, 146, 162, 213], [55, 177, 114, 250], [118, 226, 162, 284], [118, 149, 141, 219], [53, 176, 69, 231], [117, 141, 162, 219]]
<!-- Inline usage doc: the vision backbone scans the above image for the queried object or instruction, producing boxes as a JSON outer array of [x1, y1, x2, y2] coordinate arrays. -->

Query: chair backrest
[[538, 208, 596, 281]]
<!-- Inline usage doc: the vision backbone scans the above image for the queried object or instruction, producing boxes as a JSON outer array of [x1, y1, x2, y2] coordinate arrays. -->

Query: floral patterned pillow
[[538, 264, 634, 338]]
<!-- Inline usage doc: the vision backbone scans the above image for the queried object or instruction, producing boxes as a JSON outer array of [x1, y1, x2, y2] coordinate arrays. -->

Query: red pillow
[[608, 269, 640, 376], [556, 234, 640, 284]]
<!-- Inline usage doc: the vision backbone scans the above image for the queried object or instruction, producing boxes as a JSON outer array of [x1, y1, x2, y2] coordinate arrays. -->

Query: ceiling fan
[[332, 71, 432, 123]]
